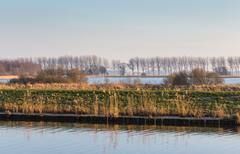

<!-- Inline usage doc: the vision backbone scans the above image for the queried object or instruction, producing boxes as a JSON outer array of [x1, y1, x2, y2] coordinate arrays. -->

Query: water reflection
[[0, 121, 240, 154]]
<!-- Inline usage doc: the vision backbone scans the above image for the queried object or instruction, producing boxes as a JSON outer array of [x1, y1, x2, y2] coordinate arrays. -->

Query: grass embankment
[[0, 87, 240, 122]]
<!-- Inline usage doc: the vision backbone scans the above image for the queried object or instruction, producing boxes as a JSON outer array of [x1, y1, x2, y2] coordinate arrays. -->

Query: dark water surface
[[0, 121, 240, 154]]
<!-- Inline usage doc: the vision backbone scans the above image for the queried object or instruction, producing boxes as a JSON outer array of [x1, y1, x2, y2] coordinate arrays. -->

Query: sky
[[0, 0, 240, 61]]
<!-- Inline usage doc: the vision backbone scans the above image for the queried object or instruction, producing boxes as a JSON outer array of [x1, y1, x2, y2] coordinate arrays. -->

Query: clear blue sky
[[0, 0, 240, 61]]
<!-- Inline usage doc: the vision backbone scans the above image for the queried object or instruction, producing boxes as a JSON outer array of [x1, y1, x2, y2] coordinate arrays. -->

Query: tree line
[[1, 56, 240, 76], [113, 57, 240, 76], [0, 59, 41, 76], [0, 56, 108, 76]]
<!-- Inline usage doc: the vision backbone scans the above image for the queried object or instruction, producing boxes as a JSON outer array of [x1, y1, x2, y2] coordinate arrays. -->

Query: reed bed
[[0, 88, 240, 119], [1, 83, 240, 91]]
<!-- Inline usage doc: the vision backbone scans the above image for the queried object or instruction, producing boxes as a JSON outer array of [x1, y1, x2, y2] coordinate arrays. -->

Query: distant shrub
[[10, 68, 87, 84], [190, 68, 223, 85], [164, 71, 189, 86], [190, 68, 206, 85], [165, 68, 224, 86], [36, 68, 87, 83]]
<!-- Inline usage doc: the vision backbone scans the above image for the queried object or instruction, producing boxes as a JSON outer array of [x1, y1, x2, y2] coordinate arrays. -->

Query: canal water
[[88, 76, 240, 84], [0, 121, 239, 154], [0, 79, 10, 83], [1, 77, 240, 84]]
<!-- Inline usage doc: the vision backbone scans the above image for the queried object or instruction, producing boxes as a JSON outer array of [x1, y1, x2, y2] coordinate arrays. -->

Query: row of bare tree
[[1, 56, 240, 76], [0, 56, 108, 76], [35, 56, 109, 75], [0, 60, 41, 76], [112, 57, 240, 76]]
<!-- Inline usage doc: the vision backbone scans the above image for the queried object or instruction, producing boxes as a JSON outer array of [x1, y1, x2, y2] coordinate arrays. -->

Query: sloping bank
[[0, 89, 240, 126]]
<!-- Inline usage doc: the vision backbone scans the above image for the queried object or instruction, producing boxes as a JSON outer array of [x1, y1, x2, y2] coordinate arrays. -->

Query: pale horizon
[[1, 0, 240, 61]]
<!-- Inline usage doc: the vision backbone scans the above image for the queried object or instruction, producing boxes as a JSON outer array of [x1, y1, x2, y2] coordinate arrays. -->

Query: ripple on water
[[0, 121, 240, 154]]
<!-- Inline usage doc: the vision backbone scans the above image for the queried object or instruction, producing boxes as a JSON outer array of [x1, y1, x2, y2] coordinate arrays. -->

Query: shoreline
[[0, 112, 237, 127], [87, 75, 240, 78]]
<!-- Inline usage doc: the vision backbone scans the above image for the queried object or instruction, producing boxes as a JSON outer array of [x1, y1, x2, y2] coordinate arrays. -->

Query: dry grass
[[0, 75, 18, 79], [0, 84, 240, 121], [1, 83, 240, 91], [235, 112, 240, 124]]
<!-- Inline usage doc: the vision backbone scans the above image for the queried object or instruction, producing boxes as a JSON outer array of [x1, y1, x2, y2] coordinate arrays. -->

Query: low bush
[[165, 68, 224, 86], [10, 68, 87, 84]]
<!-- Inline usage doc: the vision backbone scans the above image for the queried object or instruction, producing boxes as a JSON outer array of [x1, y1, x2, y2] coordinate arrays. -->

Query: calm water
[[0, 121, 240, 154], [1, 77, 240, 84], [0, 79, 10, 83], [88, 77, 240, 84]]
